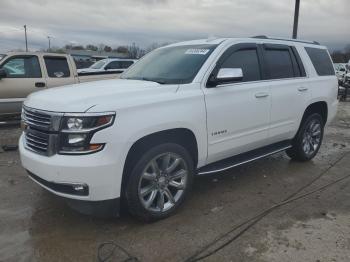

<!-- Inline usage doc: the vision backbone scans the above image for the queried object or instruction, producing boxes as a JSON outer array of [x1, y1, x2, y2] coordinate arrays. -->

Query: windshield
[[90, 59, 107, 69], [121, 44, 217, 84]]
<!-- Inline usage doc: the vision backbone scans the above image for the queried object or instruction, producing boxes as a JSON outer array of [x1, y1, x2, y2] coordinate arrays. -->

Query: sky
[[0, 0, 349, 52]]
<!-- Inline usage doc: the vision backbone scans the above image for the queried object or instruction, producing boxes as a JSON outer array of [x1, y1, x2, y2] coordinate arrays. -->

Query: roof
[[166, 36, 325, 49], [3, 51, 71, 56]]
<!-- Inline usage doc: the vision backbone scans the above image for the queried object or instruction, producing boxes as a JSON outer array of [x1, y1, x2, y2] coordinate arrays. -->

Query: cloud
[[0, 0, 349, 52]]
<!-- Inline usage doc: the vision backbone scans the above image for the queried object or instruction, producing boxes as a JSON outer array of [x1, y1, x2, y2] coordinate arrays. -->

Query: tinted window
[[107, 61, 121, 69], [264, 49, 294, 79], [120, 61, 133, 69], [221, 49, 261, 82], [1, 56, 41, 78], [305, 47, 334, 76], [44, 57, 70, 78]]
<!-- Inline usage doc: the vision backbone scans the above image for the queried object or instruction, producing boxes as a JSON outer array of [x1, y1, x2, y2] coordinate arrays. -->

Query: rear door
[[0, 55, 45, 116], [43, 56, 76, 88], [203, 43, 271, 163], [261, 44, 310, 143]]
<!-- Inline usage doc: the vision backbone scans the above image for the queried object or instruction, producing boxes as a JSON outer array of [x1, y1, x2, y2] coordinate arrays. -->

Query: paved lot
[[0, 102, 350, 262]]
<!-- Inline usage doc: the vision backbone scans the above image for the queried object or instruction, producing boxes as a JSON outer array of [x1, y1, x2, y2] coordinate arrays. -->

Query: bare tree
[[86, 44, 98, 51]]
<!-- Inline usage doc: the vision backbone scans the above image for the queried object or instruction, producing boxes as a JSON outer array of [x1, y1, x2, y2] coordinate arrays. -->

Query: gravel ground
[[0, 102, 349, 262]]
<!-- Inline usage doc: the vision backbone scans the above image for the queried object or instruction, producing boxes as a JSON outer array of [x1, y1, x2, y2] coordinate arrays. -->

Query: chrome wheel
[[138, 152, 188, 213], [302, 118, 322, 156]]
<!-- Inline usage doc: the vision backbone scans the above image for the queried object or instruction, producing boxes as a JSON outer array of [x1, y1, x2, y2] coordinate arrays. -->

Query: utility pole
[[24, 25, 28, 51], [47, 36, 51, 51], [292, 0, 300, 39]]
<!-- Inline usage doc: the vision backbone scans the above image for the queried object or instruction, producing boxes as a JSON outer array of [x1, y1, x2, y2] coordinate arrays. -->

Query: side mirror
[[216, 68, 243, 83], [0, 68, 7, 79]]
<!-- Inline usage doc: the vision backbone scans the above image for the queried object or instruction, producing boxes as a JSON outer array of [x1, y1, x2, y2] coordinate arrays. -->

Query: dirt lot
[[1, 102, 350, 262]]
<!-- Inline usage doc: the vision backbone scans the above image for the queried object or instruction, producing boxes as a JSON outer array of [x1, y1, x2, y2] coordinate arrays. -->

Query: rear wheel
[[125, 143, 194, 222], [286, 113, 324, 161]]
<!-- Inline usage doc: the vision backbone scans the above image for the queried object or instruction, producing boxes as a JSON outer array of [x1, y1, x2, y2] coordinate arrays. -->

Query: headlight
[[58, 112, 115, 155]]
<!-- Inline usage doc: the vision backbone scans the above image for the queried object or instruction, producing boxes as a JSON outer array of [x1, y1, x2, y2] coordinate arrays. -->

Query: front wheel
[[286, 113, 324, 161], [125, 143, 194, 222]]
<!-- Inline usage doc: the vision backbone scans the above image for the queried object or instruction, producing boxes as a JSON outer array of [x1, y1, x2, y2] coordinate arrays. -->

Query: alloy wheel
[[302, 118, 322, 156], [138, 152, 188, 212]]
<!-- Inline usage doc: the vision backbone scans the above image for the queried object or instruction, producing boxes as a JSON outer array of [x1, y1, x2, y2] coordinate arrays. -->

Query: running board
[[197, 140, 292, 175]]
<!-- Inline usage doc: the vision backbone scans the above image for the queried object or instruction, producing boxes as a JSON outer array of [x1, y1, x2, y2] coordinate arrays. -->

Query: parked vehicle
[[20, 36, 338, 221], [334, 63, 347, 82], [0, 52, 121, 118], [77, 58, 136, 74]]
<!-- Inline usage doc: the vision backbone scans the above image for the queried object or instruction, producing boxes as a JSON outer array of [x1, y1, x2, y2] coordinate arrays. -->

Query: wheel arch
[[302, 101, 328, 125], [120, 128, 199, 198]]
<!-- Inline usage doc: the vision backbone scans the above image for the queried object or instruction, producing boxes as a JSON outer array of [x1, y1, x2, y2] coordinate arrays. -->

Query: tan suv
[[0, 52, 121, 118]]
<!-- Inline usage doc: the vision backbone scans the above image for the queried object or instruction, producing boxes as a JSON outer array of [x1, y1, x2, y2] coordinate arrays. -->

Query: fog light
[[73, 185, 85, 191], [68, 134, 87, 144]]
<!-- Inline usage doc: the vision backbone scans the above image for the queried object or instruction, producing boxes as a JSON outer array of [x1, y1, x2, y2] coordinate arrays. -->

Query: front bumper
[[19, 134, 124, 202]]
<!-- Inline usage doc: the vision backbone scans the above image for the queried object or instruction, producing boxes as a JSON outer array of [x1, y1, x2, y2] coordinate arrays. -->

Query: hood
[[24, 79, 178, 112]]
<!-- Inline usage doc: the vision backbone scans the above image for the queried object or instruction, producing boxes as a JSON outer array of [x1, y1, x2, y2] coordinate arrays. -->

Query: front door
[[203, 43, 271, 164], [0, 55, 45, 116]]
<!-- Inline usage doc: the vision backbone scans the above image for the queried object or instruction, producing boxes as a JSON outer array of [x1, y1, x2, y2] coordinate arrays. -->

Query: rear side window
[[120, 61, 134, 69], [221, 49, 261, 82], [107, 61, 121, 69], [305, 47, 334, 76], [44, 57, 70, 78], [264, 49, 294, 79]]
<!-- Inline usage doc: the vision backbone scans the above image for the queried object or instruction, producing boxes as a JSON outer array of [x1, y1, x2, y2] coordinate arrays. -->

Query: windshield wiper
[[140, 77, 166, 84], [122, 77, 167, 84]]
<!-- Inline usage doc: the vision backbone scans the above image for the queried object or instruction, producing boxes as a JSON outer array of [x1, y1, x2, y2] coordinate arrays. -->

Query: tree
[[71, 45, 84, 50], [104, 45, 112, 52], [86, 44, 98, 51], [127, 43, 146, 59], [114, 46, 128, 53]]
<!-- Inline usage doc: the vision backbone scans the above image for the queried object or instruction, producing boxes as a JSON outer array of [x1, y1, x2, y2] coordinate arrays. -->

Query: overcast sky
[[0, 0, 349, 52]]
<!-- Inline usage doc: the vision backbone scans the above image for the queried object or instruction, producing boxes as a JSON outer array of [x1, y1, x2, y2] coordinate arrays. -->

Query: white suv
[[19, 36, 338, 221]]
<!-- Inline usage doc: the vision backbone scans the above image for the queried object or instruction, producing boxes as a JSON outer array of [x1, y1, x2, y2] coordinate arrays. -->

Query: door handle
[[255, 92, 269, 98], [298, 87, 308, 92], [35, 82, 46, 88]]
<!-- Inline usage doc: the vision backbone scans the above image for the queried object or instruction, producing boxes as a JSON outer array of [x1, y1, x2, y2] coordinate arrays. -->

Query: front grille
[[23, 107, 52, 130], [25, 129, 50, 155], [22, 106, 62, 156]]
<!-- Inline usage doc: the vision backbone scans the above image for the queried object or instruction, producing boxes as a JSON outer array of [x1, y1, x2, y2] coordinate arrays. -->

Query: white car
[[20, 36, 338, 221], [77, 58, 137, 75], [334, 63, 347, 80]]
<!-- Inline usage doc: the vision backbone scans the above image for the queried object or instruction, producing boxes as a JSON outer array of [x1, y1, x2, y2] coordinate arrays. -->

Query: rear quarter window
[[44, 56, 71, 78], [305, 47, 335, 76]]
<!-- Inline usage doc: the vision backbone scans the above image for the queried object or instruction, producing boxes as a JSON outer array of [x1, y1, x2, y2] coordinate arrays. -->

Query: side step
[[197, 140, 292, 175]]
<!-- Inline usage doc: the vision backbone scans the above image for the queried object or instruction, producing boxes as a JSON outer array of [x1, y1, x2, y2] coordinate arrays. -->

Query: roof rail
[[252, 35, 320, 45]]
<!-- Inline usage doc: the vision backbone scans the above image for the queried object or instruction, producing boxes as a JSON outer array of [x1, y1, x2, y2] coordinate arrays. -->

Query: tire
[[125, 143, 194, 222], [286, 113, 324, 161]]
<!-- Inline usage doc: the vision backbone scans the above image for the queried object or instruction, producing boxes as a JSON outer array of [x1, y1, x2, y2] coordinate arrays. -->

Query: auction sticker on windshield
[[185, 49, 210, 55]]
